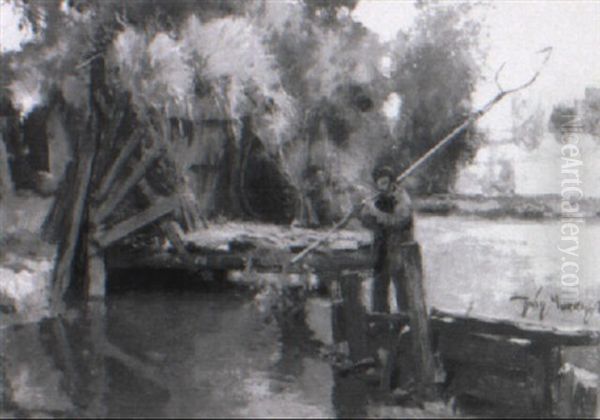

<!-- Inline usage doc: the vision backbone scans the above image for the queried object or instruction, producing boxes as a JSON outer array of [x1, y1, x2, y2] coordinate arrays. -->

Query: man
[[360, 166, 414, 313], [359, 166, 437, 398]]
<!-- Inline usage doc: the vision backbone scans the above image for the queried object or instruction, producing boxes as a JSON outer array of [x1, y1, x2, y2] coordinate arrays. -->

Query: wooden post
[[0, 133, 13, 198], [339, 272, 370, 364], [51, 54, 106, 312], [330, 278, 346, 353], [539, 346, 562, 417], [555, 362, 599, 418], [51, 317, 79, 396], [86, 300, 108, 417], [392, 242, 437, 399]]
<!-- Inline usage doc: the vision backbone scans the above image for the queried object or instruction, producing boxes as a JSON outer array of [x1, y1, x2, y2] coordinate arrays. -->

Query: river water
[[1, 215, 599, 417], [417, 215, 600, 328]]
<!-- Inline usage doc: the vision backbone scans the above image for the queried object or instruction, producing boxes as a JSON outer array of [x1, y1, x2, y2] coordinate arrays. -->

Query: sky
[[353, 0, 600, 132]]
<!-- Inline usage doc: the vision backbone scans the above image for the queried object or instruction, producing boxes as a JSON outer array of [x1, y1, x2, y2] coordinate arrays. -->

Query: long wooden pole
[[290, 203, 362, 264], [290, 104, 488, 266], [290, 47, 552, 264]]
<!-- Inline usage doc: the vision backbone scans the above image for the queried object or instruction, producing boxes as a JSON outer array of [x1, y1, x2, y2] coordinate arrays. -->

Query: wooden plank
[[431, 308, 600, 346], [86, 301, 108, 417], [92, 144, 161, 224], [437, 331, 536, 372], [448, 364, 542, 410], [330, 278, 347, 356], [94, 195, 178, 248], [51, 125, 97, 313], [94, 129, 143, 202]]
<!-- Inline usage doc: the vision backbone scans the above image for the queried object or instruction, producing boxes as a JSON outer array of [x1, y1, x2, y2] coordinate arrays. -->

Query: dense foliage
[[1, 0, 488, 223]]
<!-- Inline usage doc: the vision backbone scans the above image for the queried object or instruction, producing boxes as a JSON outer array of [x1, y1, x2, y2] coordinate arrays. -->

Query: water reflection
[[4, 211, 599, 418], [417, 215, 600, 328], [2, 282, 375, 418]]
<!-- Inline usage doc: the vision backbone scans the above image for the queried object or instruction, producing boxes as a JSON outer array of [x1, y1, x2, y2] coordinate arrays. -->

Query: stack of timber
[[106, 222, 373, 274], [45, 52, 203, 306]]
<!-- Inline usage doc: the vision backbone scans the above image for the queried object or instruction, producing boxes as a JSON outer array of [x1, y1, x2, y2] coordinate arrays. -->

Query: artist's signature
[[510, 287, 600, 324]]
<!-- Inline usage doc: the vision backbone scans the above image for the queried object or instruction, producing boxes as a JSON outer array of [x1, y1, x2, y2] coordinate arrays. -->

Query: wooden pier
[[105, 222, 374, 275], [335, 275, 600, 418], [102, 222, 600, 418]]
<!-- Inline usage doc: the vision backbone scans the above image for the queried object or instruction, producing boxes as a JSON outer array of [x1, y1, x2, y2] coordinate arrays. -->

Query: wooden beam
[[339, 273, 370, 364], [430, 308, 600, 347], [95, 129, 143, 202], [92, 144, 161, 224], [137, 179, 196, 265], [94, 195, 178, 248], [86, 300, 108, 417], [51, 126, 96, 313], [437, 329, 536, 372], [365, 310, 600, 351]]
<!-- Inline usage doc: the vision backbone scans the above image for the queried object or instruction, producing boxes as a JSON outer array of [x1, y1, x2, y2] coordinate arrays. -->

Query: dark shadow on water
[[107, 268, 243, 295]]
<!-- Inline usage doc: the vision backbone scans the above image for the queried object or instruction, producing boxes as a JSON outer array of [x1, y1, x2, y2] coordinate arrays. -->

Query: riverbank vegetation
[[1, 0, 486, 222], [0, 0, 491, 313]]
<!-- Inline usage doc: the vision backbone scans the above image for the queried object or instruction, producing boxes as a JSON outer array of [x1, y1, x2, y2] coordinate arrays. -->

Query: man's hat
[[372, 166, 394, 182]]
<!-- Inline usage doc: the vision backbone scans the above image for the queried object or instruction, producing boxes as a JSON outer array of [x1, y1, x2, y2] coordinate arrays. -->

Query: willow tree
[[390, 1, 487, 194], [255, 0, 395, 225]]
